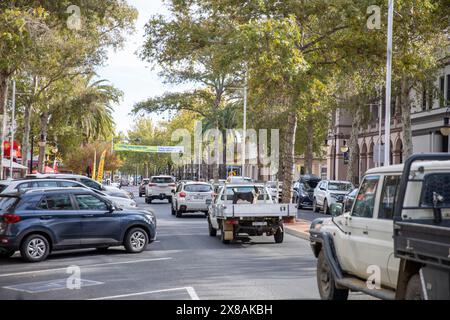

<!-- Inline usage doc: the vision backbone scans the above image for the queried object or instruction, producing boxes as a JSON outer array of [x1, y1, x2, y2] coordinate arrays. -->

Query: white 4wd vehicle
[[313, 180, 354, 214], [145, 176, 176, 204], [310, 155, 450, 300]]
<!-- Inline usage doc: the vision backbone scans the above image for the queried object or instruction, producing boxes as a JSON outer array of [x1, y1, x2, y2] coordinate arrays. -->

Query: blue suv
[[0, 188, 156, 262]]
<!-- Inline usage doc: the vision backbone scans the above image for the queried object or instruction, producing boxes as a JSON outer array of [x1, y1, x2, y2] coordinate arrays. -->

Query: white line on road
[[0, 257, 172, 278], [89, 286, 200, 300]]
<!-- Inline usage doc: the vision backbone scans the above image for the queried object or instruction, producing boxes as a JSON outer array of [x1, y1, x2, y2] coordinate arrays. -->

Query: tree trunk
[[0, 72, 9, 179], [401, 77, 413, 159], [281, 111, 298, 203], [347, 101, 362, 185], [38, 111, 49, 173], [304, 114, 314, 174]]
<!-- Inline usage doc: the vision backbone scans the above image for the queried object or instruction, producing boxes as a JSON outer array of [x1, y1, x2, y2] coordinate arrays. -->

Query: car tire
[[317, 250, 349, 300], [208, 218, 217, 237], [20, 234, 50, 263], [0, 250, 15, 259], [171, 204, 176, 215], [274, 226, 284, 243], [323, 199, 329, 215], [405, 274, 423, 300], [313, 198, 320, 213], [168, 197, 172, 204], [176, 210, 182, 218], [139, 193, 143, 198], [220, 223, 230, 244], [124, 228, 148, 253]]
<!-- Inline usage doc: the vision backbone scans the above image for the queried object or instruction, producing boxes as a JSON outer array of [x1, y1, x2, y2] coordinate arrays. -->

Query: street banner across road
[[113, 144, 184, 153]]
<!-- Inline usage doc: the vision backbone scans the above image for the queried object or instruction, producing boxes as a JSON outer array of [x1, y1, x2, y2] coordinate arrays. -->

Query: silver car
[[172, 182, 214, 217]]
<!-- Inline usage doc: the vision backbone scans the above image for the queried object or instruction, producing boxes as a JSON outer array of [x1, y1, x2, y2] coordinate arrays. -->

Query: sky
[[96, 0, 186, 135]]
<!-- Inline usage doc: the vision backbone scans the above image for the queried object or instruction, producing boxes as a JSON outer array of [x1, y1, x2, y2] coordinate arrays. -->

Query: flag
[[96, 149, 107, 183], [92, 150, 97, 179]]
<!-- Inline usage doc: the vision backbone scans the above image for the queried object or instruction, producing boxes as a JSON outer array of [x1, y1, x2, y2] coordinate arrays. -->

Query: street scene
[[0, 0, 449, 303]]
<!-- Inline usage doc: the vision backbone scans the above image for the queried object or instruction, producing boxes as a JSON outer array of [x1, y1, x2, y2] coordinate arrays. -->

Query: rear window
[[151, 177, 174, 183], [0, 196, 19, 212], [329, 183, 353, 191], [421, 173, 450, 207], [184, 185, 212, 192], [0, 184, 8, 193]]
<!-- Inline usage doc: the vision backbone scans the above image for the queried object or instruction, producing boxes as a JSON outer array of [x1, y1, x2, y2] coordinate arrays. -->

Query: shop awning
[[2, 158, 28, 170]]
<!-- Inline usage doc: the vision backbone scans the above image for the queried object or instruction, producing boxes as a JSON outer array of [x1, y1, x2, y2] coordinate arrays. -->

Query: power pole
[[384, 0, 394, 166]]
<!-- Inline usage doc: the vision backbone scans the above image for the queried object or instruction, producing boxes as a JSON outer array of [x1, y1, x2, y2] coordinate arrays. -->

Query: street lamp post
[[384, 0, 394, 166], [9, 80, 16, 178]]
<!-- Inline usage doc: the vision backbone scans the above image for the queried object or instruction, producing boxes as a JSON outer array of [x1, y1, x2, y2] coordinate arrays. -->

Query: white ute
[[207, 183, 296, 244], [309, 154, 450, 300]]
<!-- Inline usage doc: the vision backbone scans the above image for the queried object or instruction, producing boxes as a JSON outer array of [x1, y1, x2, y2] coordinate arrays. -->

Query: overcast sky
[[96, 0, 189, 135]]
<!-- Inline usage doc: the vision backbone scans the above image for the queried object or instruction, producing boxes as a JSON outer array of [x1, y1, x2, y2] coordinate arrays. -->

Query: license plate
[[252, 222, 267, 226], [193, 196, 204, 200], [206, 199, 212, 204]]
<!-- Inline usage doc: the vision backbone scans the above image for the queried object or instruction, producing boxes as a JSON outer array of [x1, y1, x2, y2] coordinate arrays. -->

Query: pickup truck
[[309, 154, 450, 300], [207, 183, 297, 244]]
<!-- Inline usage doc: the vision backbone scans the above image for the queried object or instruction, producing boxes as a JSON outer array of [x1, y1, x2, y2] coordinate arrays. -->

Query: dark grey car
[[0, 188, 156, 262]]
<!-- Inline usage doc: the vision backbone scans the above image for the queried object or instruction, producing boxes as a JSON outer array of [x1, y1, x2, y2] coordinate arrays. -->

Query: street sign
[[113, 144, 184, 153]]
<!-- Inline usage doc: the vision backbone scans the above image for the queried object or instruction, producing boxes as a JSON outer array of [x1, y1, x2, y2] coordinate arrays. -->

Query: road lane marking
[[3, 279, 103, 294], [0, 257, 172, 278], [90, 286, 200, 300]]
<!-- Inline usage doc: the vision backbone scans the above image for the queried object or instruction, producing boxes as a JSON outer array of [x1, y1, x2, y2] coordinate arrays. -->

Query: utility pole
[[9, 80, 16, 178], [242, 70, 247, 177], [384, 0, 394, 166]]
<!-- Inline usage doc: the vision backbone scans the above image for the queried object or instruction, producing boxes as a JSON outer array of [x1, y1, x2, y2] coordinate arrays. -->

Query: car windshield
[[0, 196, 19, 212], [329, 182, 353, 191], [184, 184, 213, 192], [0, 184, 8, 193], [151, 177, 174, 183]]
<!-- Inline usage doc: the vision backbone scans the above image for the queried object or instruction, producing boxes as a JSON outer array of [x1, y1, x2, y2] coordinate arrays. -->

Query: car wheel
[[139, 193, 143, 198], [124, 228, 148, 253], [323, 199, 329, 215], [208, 218, 217, 237], [274, 226, 284, 243], [220, 223, 230, 244], [313, 198, 319, 213], [405, 274, 423, 300], [317, 250, 349, 300], [20, 234, 50, 263], [0, 250, 15, 259], [176, 209, 182, 218], [171, 204, 176, 215], [168, 197, 172, 204]]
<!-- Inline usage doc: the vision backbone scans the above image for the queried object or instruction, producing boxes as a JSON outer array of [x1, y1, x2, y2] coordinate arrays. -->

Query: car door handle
[[363, 230, 369, 235], [40, 216, 53, 220]]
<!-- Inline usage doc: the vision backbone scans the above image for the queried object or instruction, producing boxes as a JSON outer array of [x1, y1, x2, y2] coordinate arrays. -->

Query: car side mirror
[[107, 203, 115, 213], [330, 203, 344, 217]]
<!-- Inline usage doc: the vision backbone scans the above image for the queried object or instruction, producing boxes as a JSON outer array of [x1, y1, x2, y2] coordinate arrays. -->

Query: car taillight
[[179, 192, 187, 198], [225, 220, 238, 225], [169, 183, 176, 187], [3, 214, 21, 224], [148, 183, 157, 187]]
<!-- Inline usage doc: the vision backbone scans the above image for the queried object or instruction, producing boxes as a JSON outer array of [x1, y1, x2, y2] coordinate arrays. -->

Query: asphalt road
[[0, 186, 369, 300]]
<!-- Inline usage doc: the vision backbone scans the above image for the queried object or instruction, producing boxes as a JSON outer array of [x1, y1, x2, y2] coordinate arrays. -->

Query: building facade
[[326, 60, 450, 184]]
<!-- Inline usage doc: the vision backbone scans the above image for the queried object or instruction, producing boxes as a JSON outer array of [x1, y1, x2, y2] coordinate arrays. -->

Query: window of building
[[440, 76, 445, 108]]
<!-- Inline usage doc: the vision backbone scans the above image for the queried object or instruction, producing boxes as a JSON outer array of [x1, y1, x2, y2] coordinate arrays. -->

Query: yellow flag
[[92, 150, 97, 179], [96, 150, 107, 183]]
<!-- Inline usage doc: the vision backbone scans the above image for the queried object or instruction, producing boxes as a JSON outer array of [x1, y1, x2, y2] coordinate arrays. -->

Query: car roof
[[22, 187, 94, 195], [26, 173, 90, 179], [183, 181, 212, 185], [364, 160, 450, 175], [222, 183, 266, 188], [10, 178, 84, 185], [150, 175, 174, 178], [325, 180, 353, 184]]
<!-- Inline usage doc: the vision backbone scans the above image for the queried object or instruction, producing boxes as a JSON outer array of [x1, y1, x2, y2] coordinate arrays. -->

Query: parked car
[[171, 182, 214, 217], [267, 181, 298, 203], [296, 175, 321, 209], [0, 188, 156, 262], [0, 179, 137, 208], [139, 178, 150, 197], [145, 175, 176, 204], [309, 155, 450, 300], [313, 180, 354, 214], [343, 188, 358, 212]]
